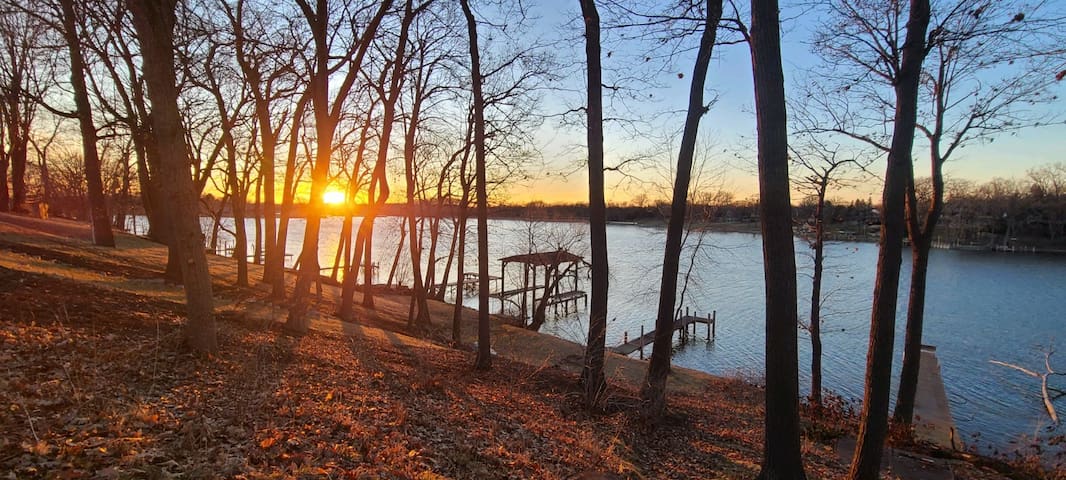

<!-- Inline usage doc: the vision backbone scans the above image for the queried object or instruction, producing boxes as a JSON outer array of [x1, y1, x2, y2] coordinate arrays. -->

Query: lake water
[[151, 215, 1065, 458]]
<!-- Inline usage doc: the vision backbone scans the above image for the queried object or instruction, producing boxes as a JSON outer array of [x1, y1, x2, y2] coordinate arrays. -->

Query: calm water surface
[[181, 216, 1065, 456]]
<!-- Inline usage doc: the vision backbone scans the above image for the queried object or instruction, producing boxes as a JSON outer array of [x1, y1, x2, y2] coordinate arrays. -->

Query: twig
[[17, 396, 40, 443]]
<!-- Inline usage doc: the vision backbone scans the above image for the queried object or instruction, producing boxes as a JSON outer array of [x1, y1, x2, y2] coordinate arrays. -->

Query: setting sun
[[322, 190, 345, 205]]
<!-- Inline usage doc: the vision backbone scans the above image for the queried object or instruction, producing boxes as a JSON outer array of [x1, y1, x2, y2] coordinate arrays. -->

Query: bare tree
[[286, 0, 394, 333], [787, 118, 870, 408], [222, 0, 307, 296], [639, 0, 722, 424], [459, 0, 491, 370], [750, 0, 806, 477], [894, 0, 1066, 425], [57, 0, 113, 246], [813, 0, 933, 477], [0, 6, 48, 214], [576, 0, 609, 410], [129, 0, 217, 354]]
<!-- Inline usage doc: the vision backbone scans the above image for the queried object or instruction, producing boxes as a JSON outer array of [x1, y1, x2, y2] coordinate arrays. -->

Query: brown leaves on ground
[[0, 264, 833, 479], [0, 222, 1040, 480]]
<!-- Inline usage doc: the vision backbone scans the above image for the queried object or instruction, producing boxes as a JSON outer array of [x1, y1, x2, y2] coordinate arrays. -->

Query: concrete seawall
[[913, 345, 960, 450]]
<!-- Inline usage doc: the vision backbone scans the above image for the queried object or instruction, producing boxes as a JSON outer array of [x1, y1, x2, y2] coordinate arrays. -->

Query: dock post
[[624, 331, 628, 344], [639, 325, 645, 360], [712, 310, 716, 338]]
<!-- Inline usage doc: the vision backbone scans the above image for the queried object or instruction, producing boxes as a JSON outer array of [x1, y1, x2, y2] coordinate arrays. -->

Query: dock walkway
[[611, 312, 716, 356]]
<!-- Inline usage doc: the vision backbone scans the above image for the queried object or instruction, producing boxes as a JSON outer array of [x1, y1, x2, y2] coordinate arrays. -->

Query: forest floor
[[0, 213, 1056, 479]]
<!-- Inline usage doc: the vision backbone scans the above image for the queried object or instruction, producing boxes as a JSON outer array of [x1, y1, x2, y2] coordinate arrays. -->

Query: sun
[[323, 190, 346, 205]]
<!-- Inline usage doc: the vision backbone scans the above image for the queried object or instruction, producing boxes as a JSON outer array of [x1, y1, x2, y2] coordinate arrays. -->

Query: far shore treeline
[[43, 165, 1066, 252]]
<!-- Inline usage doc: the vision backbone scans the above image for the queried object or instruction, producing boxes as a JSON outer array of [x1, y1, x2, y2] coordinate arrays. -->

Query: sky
[[496, 0, 1066, 206]]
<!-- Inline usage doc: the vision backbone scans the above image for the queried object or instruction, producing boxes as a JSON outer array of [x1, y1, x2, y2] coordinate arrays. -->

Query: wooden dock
[[441, 273, 501, 293], [611, 310, 716, 357]]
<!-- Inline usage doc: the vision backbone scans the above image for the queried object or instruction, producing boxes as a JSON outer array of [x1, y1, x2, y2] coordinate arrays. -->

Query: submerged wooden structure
[[490, 249, 587, 326]]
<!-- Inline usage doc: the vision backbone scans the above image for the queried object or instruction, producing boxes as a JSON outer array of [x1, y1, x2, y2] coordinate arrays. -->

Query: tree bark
[[60, 0, 114, 247], [402, 75, 431, 326], [286, 0, 339, 334], [894, 237, 930, 423], [460, 0, 492, 371], [0, 149, 8, 212], [639, 0, 721, 424], [848, 1, 930, 478], [9, 142, 26, 213], [578, 0, 609, 410], [750, 0, 806, 477], [895, 61, 949, 426], [809, 184, 827, 408], [129, 0, 217, 354]]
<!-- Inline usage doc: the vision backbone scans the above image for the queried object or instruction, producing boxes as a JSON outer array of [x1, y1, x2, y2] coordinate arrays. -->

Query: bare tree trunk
[[848, 1, 929, 478], [253, 175, 262, 264], [460, 0, 492, 371], [338, 223, 368, 321], [424, 216, 441, 298], [451, 212, 467, 342], [60, 0, 113, 247], [403, 82, 431, 327], [450, 141, 473, 342], [894, 240, 930, 423], [577, 0, 609, 410], [436, 216, 457, 300], [639, 0, 721, 423], [226, 155, 249, 287], [0, 150, 8, 212], [387, 219, 407, 286], [113, 146, 131, 229], [809, 186, 827, 408], [896, 114, 948, 427], [129, 0, 217, 354], [750, 0, 805, 477], [286, 0, 341, 334], [9, 143, 26, 213]]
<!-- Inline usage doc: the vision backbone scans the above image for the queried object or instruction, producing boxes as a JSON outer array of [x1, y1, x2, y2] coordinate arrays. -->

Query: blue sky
[[501, 0, 1066, 205]]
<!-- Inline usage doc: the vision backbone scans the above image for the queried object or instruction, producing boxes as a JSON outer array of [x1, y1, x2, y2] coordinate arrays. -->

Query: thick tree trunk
[[9, 143, 26, 213], [578, 0, 609, 410], [751, 1, 806, 478], [60, 0, 114, 247], [0, 152, 9, 212], [639, 0, 720, 424], [130, 0, 217, 354], [848, 1, 930, 478], [460, 0, 492, 371]]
